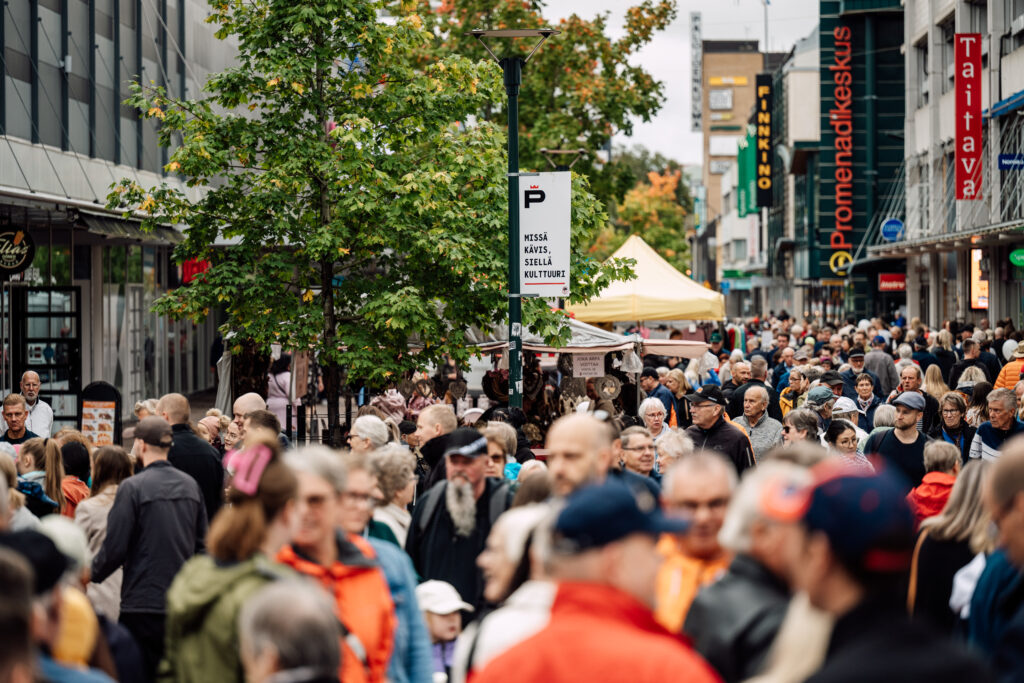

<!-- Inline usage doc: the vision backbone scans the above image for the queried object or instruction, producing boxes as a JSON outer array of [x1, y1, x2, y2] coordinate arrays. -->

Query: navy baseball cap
[[821, 371, 845, 387], [760, 461, 915, 575], [554, 479, 689, 552], [872, 335, 886, 345], [892, 392, 925, 412], [443, 427, 488, 459], [848, 348, 865, 359]]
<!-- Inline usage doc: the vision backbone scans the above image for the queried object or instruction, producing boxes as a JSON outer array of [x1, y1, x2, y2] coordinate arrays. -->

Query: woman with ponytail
[[160, 437, 298, 683], [16, 437, 65, 517]]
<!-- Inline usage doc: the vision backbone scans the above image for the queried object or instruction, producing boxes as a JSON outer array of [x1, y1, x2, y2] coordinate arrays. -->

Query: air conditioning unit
[[1012, 14, 1024, 35]]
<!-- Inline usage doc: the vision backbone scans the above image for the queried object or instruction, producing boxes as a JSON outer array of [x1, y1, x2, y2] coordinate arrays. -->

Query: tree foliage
[[108, 0, 633, 421], [395, 0, 677, 205], [590, 165, 691, 273]]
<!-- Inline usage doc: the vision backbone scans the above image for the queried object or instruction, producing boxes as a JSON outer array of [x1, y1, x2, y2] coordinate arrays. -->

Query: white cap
[[461, 408, 485, 425], [833, 396, 860, 415], [416, 580, 474, 615]]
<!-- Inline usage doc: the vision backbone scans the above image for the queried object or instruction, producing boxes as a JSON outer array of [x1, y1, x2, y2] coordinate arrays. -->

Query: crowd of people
[[2, 313, 1024, 682]]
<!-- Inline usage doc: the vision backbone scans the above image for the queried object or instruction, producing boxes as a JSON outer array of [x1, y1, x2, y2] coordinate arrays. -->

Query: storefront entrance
[[1, 285, 82, 432]]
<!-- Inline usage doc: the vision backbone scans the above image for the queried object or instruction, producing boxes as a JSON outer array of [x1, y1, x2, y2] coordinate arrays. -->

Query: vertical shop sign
[[755, 74, 773, 207], [955, 33, 982, 200]]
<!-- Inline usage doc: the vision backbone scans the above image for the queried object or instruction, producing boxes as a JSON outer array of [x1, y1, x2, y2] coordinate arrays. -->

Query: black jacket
[[417, 433, 450, 496], [405, 478, 510, 611], [949, 357, 992, 388], [928, 422, 976, 464], [910, 534, 975, 636], [684, 415, 756, 476], [92, 460, 207, 613], [726, 380, 783, 422], [684, 554, 789, 683], [168, 423, 224, 522], [932, 348, 958, 385], [806, 598, 991, 683]]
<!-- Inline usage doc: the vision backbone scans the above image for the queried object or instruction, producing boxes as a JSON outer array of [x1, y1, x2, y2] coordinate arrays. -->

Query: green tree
[[612, 144, 694, 211], [396, 0, 677, 205], [109, 0, 631, 442]]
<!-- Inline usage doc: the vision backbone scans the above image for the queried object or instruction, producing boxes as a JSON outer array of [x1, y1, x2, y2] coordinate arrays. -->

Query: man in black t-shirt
[[1, 394, 39, 445], [864, 392, 930, 490]]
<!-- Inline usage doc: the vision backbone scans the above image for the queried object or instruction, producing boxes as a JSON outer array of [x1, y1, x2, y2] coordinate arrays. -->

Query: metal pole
[[502, 56, 523, 408]]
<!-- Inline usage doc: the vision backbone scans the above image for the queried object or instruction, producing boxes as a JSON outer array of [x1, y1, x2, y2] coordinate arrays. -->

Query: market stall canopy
[[566, 234, 725, 322], [467, 317, 633, 354]]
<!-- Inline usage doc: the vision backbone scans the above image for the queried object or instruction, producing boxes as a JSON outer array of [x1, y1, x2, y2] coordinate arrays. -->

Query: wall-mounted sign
[[709, 76, 748, 86], [709, 160, 732, 175], [880, 218, 904, 242], [0, 230, 35, 278], [755, 74, 773, 208], [827, 24, 854, 275], [1010, 248, 1024, 267], [709, 135, 740, 157], [955, 33, 982, 200], [999, 154, 1024, 171], [520, 172, 571, 297], [709, 89, 733, 111], [691, 13, 702, 133], [572, 353, 605, 378], [182, 258, 210, 284], [710, 112, 734, 121], [878, 273, 906, 292]]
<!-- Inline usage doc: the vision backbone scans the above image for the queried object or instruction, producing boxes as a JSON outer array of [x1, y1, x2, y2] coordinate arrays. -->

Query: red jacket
[[277, 533, 395, 683], [906, 471, 957, 527], [473, 581, 720, 683]]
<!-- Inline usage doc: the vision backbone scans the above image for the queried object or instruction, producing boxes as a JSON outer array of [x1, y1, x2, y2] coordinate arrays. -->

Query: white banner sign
[[573, 352, 605, 378], [520, 171, 571, 297]]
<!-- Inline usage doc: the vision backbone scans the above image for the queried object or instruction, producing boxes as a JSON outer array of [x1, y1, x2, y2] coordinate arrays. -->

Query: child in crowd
[[415, 580, 473, 682]]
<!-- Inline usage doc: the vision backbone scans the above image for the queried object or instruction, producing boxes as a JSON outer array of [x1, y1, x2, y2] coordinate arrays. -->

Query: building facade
[[1, 0, 236, 430], [867, 0, 1024, 328]]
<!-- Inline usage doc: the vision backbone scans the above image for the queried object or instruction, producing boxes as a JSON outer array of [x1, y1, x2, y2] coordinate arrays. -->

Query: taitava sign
[[955, 33, 982, 200]]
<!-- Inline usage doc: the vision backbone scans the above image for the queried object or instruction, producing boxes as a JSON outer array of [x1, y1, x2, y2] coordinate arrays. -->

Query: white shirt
[[0, 398, 53, 438]]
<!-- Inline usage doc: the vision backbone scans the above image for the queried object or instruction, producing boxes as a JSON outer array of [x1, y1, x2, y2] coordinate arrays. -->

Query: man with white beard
[[406, 427, 512, 613]]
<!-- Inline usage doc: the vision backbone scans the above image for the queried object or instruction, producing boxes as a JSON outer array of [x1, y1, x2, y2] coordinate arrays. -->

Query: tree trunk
[[320, 255, 341, 447]]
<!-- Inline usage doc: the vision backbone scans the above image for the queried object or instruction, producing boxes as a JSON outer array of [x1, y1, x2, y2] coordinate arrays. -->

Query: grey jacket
[[864, 349, 900, 395]]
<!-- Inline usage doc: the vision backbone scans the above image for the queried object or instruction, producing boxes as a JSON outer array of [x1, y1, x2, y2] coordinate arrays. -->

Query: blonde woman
[[923, 364, 951, 402], [664, 368, 692, 429]]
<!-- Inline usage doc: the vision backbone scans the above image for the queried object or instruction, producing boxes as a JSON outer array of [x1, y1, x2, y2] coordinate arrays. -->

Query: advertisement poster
[[81, 400, 116, 446]]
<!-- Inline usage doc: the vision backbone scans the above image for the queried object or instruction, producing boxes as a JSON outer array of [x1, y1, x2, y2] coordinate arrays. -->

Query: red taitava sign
[[955, 33, 982, 200], [878, 273, 906, 292]]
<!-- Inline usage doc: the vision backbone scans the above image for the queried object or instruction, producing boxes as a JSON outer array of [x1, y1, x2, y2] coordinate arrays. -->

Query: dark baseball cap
[[554, 479, 689, 552], [709, 332, 724, 343], [821, 371, 844, 386], [914, 336, 928, 348], [640, 367, 660, 380], [892, 392, 925, 412], [848, 348, 865, 359], [443, 426, 488, 459], [135, 416, 173, 448], [684, 385, 727, 406], [761, 462, 915, 575], [0, 530, 69, 595]]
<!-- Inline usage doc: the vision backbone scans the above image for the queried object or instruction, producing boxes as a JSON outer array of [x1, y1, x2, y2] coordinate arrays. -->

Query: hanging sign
[[755, 73, 773, 208], [878, 273, 906, 292], [520, 171, 571, 298], [572, 353, 605, 378], [0, 230, 36, 278], [1010, 249, 1024, 267], [955, 33, 982, 200]]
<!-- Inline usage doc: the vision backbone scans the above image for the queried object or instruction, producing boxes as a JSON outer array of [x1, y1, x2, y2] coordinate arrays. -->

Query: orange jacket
[[277, 533, 395, 683], [655, 535, 731, 634], [995, 359, 1024, 390], [61, 477, 90, 518], [473, 581, 720, 683], [906, 471, 956, 528]]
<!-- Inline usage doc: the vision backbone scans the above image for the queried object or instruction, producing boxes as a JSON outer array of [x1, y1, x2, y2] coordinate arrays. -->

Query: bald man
[[546, 414, 659, 499], [0, 371, 53, 438], [157, 393, 224, 521], [233, 392, 267, 434]]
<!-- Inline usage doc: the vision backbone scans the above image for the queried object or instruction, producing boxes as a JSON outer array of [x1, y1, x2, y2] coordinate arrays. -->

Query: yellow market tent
[[567, 234, 726, 322]]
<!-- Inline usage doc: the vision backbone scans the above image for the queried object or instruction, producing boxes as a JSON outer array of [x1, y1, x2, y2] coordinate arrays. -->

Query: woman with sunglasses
[[781, 408, 818, 444]]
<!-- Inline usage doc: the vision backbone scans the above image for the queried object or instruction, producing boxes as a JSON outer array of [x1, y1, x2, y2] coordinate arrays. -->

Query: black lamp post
[[467, 28, 560, 408]]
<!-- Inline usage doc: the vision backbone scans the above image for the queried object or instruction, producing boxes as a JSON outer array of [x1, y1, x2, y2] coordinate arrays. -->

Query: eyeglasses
[[941, 409, 961, 415], [623, 445, 655, 452], [782, 426, 792, 432]]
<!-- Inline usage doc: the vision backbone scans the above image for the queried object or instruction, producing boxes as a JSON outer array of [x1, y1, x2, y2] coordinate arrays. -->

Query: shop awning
[[82, 212, 184, 244], [566, 235, 726, 322]]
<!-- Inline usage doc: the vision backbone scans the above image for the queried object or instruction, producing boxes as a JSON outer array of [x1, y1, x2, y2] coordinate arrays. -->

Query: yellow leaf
[[291, 81, 304, 94], [248, 103, 258, 111], [337, 246, 350, 255], [383, 37, 393, 55], [408, 14, 422, 30], [267, 77, 280, 88], [139, 195, 156, 212], [147, 106, 164, 120], [302, 289, 314, 303], [165, 161, 180, 172]]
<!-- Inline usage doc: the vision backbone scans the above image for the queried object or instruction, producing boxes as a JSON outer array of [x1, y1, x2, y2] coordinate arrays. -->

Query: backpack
[[414, 480, 512, 537]]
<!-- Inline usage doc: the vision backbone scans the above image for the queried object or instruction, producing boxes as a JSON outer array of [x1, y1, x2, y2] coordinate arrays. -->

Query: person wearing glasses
[[683, 386, 756, 477], [619, 426, 657, 482], [928, 392, 975, 465], [781, 409, 819, 445]]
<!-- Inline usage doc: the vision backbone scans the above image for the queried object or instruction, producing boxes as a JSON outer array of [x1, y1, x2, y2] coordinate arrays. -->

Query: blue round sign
[[880, 218, 904, 242]]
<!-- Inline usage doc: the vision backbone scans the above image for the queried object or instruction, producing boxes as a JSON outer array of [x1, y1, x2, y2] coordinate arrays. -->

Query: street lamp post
[[467, 28, 559, 408]]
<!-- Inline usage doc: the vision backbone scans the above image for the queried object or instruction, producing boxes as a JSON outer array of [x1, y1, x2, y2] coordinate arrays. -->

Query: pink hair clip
[[232, 444, 273, 496]]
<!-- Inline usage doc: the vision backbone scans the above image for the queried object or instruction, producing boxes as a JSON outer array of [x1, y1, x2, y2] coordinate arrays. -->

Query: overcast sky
[[544, 0, 820, 165]]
